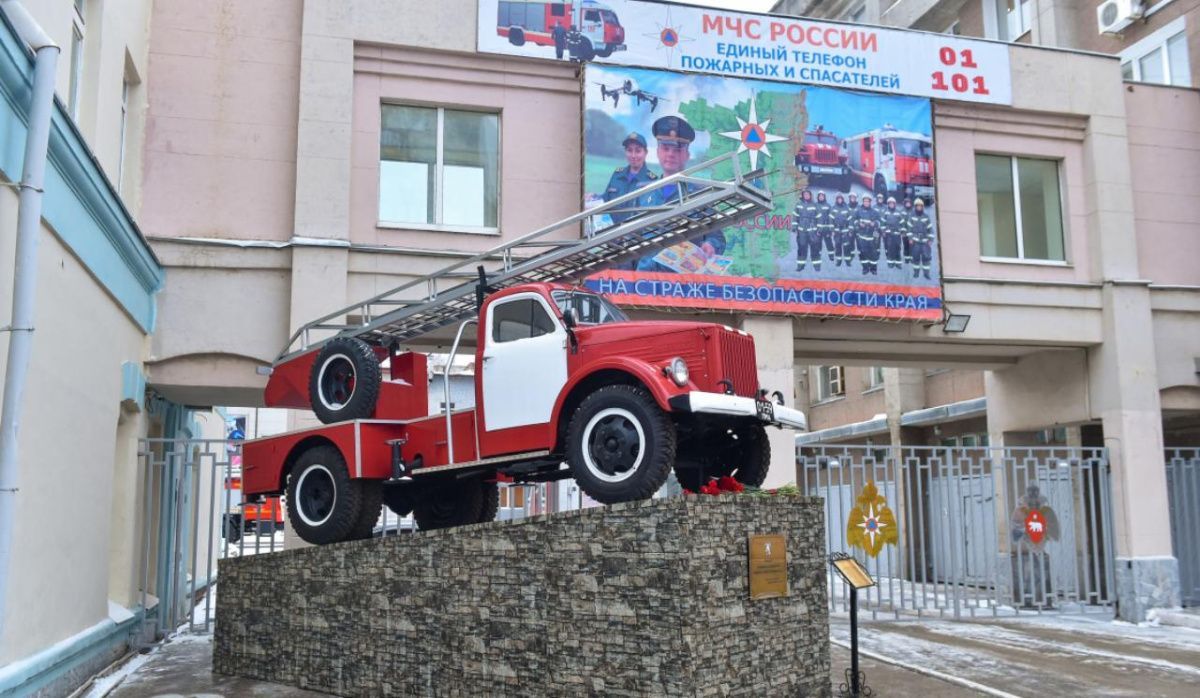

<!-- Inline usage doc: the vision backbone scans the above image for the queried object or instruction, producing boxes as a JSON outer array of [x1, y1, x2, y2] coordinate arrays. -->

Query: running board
[[412, 450, 554, 475]]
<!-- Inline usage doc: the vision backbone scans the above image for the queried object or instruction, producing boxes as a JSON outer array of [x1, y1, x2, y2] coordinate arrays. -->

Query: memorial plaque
[[748, 534, 788, 600]]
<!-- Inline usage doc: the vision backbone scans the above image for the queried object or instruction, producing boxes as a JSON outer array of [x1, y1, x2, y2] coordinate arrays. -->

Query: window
[[945, 21, 961, 36], [999, 0, 1031, 40], [69, 23, 84, 119], [379, 105, 499, 231], [492, 298, 557, 343], [816, 366, 844, 401], [866, 366, 884, 390], [1119, 18, 1191, 87], [976, 154, 1065, 262], [118, 79, 129, 191], [849, 4, 865, 23]]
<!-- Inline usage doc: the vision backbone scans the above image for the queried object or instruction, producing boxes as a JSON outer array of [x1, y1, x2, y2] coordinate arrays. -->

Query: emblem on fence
[[1010, 484, 1059, 552], [846, 481, 898, 558]]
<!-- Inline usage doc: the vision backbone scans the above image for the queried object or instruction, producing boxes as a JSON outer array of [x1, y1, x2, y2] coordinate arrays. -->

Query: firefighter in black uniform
[[856, 195, 881, 275], [902, 198, 914, 266], [815, 191, 834, 262], [552, 23, 568, 59], [880, 196, 906, 270], [793, 189, 822, 272], [846, 193, 859, 262], [908, 198, 934, 279], [830, 193, 855, 267]]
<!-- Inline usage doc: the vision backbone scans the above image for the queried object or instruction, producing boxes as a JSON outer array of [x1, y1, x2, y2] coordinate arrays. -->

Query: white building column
[[739, 316, 797, 488]]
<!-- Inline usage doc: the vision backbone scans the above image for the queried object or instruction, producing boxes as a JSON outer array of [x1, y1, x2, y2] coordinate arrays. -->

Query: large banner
[[581, 64, 942, 321], [478, 0, 1011, 105]]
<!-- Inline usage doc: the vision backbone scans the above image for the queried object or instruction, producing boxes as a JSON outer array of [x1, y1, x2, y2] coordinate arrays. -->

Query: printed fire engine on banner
[[582, 64, 942, 321], [478, 0, 1012, 105]]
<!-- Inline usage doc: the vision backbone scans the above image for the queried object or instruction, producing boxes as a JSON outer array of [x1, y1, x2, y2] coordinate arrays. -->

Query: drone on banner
[[596, 79, 666, 112]]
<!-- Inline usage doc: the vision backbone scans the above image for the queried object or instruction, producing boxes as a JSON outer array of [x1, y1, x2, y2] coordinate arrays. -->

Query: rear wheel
[[595, 45, 613, 58], [308, 338, 382, 424], [874, 174, 888, 199], [566, 385, 675, 504], [508, 27, 525, 46], [478, 480, 499, 523], [413, 479, 485, 530], [674, 423, 771, 491], [285, 445, 370, 545]]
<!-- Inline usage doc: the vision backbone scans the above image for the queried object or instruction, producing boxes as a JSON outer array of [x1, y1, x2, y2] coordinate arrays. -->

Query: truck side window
[[493, 298, 556, 343], [584, 9, 600, 22], [551, 4, 565, 16]]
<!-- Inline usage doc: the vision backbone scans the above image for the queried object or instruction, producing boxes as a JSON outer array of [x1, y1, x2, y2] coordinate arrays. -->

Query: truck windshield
[[892, 138, 932, 158], [552, 291, 628, 325], [804, 133, 838, 145]]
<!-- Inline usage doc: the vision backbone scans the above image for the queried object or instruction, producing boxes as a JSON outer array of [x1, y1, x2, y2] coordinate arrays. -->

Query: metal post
[[850, 586, 860, 697]]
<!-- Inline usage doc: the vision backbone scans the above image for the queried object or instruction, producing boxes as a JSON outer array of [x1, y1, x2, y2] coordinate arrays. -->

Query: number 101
[[932, 71, 990, 95]]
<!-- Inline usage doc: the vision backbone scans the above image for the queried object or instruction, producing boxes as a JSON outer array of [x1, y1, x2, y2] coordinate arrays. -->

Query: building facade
[[0, 2, 228, 694], [135, 0, 1199, 627]]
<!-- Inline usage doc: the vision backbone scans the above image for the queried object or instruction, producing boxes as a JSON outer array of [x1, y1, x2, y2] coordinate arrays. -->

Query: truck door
[[481, 293, 568, 431]]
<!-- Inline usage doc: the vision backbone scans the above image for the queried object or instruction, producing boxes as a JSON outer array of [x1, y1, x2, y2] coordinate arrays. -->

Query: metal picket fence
[[1166, 448, 1200, 607], [798, 445, 1116, 620], [135, 438, 566, 641]]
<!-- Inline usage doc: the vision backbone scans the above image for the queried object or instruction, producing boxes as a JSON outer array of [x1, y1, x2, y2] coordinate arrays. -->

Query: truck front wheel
[[567, 385, 675, 504], [674, 423, 771, 491], [285, 445, 371, 545]]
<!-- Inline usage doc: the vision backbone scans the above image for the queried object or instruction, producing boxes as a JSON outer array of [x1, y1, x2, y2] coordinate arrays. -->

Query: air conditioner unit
[[1097, 0, 1145, 35]]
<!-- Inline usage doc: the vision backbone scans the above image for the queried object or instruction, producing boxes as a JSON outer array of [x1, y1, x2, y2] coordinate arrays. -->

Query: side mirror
[[562, 308, 577, 329]]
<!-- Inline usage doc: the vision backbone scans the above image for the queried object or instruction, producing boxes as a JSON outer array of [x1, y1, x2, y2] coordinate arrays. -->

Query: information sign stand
[[830, 552, 875, 697]]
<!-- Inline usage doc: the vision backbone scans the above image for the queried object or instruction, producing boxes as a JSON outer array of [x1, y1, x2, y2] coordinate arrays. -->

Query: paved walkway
[[831, 612, 1200, 697], [92, 613, 1200, 697]]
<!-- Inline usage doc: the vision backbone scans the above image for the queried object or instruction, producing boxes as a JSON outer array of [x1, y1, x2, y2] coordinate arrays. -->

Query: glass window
[[492, 298, 557, 343], [69, 25, 83, 119], [379, 105, 499, 230], [118, 79, 129, 190], [551, 291, 627, 325], [976, 154, 1064, 262], [998, 0, 1031, 41], [1138, 47, 1165, 84], [976, 154, 1018, 258], [817, 366, 844, 401], [866, 366, 884, 389], [1121, 27, 1191, 87], [1167, 33, 1191, 87]]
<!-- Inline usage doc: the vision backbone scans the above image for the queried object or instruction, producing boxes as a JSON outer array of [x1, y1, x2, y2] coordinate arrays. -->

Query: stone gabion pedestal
[[213, 495, 829, 696]]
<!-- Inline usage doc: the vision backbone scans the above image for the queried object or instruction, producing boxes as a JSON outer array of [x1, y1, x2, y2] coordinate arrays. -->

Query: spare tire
[[308, 337, 381, 424]]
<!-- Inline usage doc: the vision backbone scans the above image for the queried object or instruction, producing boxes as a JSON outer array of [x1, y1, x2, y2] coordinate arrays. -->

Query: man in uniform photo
[[603, 132, 657, 224], [636, 115, 725, 272]]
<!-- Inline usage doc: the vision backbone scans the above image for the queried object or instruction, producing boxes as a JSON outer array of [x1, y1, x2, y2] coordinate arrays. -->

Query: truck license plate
[[755, 399, 775, 423]]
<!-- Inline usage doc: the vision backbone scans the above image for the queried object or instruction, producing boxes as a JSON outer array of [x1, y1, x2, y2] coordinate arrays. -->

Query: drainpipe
[[0, 0, 60, 645]]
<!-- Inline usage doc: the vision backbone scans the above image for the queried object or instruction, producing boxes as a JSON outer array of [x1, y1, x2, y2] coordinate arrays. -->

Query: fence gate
[[1166, 448, 1200, 607], [798, 445, 1115, 619]]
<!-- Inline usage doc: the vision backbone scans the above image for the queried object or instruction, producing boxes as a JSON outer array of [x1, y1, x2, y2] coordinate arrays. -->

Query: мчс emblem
[[846, 481, 898, 558]]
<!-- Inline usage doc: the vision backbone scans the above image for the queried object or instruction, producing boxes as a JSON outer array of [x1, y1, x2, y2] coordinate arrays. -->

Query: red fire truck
[[496, 0, 626, 61], [794, 126, 851, 191], [240, 154, 807, 545], [842, 124, 935, 203]]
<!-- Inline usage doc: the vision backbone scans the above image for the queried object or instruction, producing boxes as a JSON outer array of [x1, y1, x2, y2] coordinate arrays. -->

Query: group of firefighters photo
[[792, 188, 935, 279]]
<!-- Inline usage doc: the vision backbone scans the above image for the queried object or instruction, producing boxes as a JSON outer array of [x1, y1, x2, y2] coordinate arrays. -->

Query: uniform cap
[[652, 115, 696, 145], [622, 132, 647, 149], [887, 196, 896, 204], [914, 198, 925, 207]]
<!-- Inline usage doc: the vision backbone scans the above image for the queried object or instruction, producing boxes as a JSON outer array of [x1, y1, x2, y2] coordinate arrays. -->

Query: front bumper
[[800, 164, 845, 176], [668, 391, 808, 430]]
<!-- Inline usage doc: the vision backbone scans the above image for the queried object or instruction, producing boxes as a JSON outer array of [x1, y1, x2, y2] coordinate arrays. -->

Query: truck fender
[[549, 358, 682, 434]]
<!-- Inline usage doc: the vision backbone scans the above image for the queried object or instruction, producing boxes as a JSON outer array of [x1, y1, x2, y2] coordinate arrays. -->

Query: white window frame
[[118, 78, 129, 191], [816, 366, 845, 401], [378, 104, 501, 235], [982, 0, 1032, 41], [977, 153, 1069, 265], [865, 366, 885, 391], [68, 5, 85, 119], [1118, 16, 1190, 87]]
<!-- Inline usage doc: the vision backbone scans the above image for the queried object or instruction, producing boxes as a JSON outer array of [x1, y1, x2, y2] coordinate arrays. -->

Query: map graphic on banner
[[478, 0, 1012, 105], [581, 64, 942, 321]]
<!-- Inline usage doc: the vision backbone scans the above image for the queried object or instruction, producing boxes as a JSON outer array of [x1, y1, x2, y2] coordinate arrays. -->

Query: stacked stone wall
[[214, 496, 829, 696]]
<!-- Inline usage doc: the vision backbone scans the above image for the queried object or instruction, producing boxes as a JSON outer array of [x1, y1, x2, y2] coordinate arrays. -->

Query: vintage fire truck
[[241, 154, 807, 545], [842, 124, 935, 203], [794, 125, 850, 191], [496, 0, 626, 61]]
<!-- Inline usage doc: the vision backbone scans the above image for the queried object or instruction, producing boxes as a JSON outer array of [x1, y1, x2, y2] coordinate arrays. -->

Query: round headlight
[[667, 357, 689, 387]]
